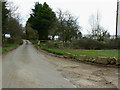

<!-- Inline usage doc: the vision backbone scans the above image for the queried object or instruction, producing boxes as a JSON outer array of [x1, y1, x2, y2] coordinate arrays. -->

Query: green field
[[30, 40, 119, 59], [43, 46, 118, 59]]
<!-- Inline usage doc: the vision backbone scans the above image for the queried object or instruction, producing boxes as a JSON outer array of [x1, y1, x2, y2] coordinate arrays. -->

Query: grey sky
[[7, 0, 117, 35]]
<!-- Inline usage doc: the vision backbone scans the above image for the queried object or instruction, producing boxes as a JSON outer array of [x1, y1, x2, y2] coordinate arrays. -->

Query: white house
[[48, 35, 59, 40], [5, 34, 11, 38]]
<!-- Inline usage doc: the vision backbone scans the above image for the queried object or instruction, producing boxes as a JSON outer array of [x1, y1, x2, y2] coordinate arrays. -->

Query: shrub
[[105, 39, 120, 49], [7, 38, 15, 44], [40, 40, 48, 43], [71, 38, 120, 50], [47, 41, 60, 48], [72, 39, 105, 49]]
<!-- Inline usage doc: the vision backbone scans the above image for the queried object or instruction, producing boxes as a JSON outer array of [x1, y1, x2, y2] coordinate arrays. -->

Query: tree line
[[2, 1, 24, 42], [2, 1, 111, 43], [26, 2, 82, 42], [26, 2, 110, 42]]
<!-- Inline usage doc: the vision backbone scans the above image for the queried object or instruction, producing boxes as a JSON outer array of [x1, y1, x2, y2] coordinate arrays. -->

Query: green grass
[[2, 40, 22, 54], [30, 40, 39, 48], [31, 40, 118, 59], [2, 43, 17, 53], [48, 49, 118, 59], [41, 44, 118, 59], [30, 40, 38, 45]]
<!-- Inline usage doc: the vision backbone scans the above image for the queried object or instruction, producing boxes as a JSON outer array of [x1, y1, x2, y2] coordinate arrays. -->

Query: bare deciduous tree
[[88, 11, 110, 41], [4, 1, 23, 39], [55, 9, 81, 42]]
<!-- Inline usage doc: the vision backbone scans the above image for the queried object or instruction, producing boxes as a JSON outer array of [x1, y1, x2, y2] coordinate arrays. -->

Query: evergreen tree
[[28, 2, 56, 40], [2, 2, 9, 35]]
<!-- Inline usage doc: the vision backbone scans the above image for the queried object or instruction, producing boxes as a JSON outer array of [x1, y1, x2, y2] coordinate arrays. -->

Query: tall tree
[[56, 9, 81, 42], [6, 1, 23, 39], [2, 1, 9, 35], [27, 2, 56, 40], [2, 1, 23, 39]]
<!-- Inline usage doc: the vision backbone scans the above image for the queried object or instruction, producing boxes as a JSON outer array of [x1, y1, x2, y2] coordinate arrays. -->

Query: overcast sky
[[7, 0, 118, 35]]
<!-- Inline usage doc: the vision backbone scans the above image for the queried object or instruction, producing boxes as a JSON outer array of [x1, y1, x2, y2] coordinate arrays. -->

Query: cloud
[[7, 0, 117, 35]]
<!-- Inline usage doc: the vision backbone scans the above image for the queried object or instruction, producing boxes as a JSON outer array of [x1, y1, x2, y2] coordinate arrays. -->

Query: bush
[[72, 38, 120, 50], [40, 40, 48, 43], [7, 38, 15, 44], [105, 39, 120, 49], [39, 38, 120, 50], [72, 38, 105, 49], [47, 41, 60, 48]]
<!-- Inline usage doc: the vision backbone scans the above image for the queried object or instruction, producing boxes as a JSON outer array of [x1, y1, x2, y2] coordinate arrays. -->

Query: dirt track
[[2, 40, 118, 88]]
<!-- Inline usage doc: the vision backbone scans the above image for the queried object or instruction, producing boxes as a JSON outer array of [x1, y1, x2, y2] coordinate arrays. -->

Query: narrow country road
[[2, 40, 75, 88], [2, 40, 118, 88]]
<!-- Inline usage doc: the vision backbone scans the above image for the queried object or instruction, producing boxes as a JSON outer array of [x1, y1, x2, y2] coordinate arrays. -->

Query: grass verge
[[1, 39, 23, 54]]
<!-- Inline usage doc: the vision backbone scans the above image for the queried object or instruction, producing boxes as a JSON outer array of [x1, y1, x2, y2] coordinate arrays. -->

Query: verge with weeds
[[2, 39, 23, 54]]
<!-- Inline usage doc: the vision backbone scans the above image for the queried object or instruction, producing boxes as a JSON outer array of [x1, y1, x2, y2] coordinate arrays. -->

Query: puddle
[[63, 66, 78, 69]]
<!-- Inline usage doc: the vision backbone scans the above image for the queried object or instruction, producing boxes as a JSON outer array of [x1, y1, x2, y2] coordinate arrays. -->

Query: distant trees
[[26, 2, 112, 43], [27, 3, 81, 42], [27, 2, 56, 40], [88, 11, 110, 41], [77, 32, 82, 40], [2, 1, 23, 40], [6, 18, 23, 38], [50, 9, 81, 42], [7, 2, 23, 39], [26, 22, 39, 40]]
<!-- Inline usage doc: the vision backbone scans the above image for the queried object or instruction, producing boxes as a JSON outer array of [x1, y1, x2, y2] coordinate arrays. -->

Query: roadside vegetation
[[41, 48, 118, 59], [31, 40, 118, 59], [2, 39, 22, 54], [2, 1, 119, 65], [28, 2, 120, 66], [30, 39, 119, 66], [2, 1, 24, 54]]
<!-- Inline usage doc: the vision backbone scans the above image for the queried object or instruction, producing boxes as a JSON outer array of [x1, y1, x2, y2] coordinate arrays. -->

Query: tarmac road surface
[[2, 40, 75, 88]]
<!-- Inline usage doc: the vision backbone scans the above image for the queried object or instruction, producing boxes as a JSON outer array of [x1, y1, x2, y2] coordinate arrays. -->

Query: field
[[41, 45, 118, 59], [30, 40, 118, 59]]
